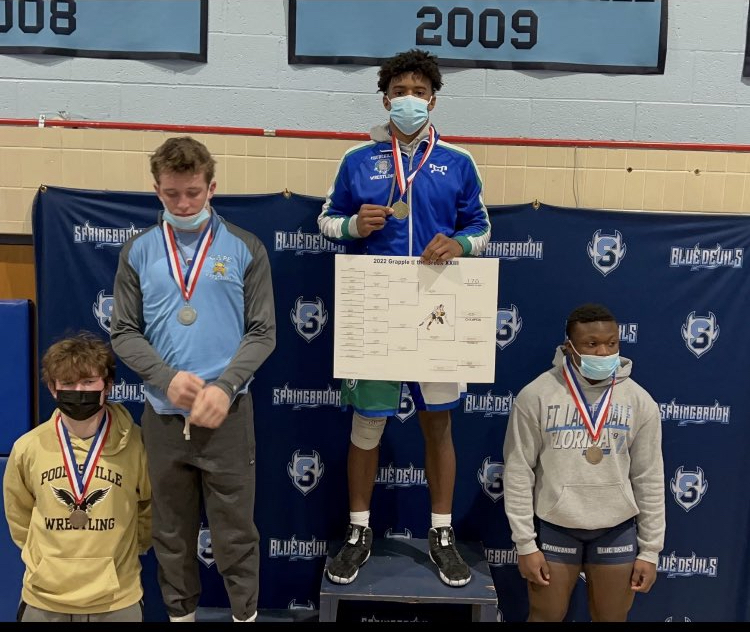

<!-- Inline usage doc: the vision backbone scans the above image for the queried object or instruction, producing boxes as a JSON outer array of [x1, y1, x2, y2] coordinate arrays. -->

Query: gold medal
[[585, 445, 603, 465], [391, 200, 410, 220], [70, 508, 88, 529]]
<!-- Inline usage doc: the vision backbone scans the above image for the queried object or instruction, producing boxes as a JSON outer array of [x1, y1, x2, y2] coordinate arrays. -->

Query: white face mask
[[569, 342, 620, 380]]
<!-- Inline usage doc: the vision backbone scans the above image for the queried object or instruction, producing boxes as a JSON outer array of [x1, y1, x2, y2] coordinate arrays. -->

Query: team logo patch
[[670, 466, 709, 512], [374, 158, 392, 175], [496, 304, 522, 349], [681, 311, 719, 358], [587, 229, 627, 276], [197, 525, 216, 567], [477, 456, 504, 502], [290, 296, 328, 343], [287, 450, 325, 496], [93, 289, 114, 334]]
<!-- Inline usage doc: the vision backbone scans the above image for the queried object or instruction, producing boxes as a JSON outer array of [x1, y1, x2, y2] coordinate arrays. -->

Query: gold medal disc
[[391, 200, 410, 220]]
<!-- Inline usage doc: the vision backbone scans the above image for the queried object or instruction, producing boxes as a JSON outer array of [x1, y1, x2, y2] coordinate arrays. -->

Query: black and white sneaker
[[428, 526, 471, 587], [325, 523, 373, 584]]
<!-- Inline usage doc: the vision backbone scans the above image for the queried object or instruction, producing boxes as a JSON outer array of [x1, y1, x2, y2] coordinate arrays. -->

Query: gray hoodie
[[502, 346, 665, 564]]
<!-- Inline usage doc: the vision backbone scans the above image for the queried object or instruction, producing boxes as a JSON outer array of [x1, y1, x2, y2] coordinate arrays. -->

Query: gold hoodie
[[3, 403, 151, 614]]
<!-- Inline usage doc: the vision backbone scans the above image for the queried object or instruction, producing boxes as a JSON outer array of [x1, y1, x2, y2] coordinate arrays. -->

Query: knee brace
[[350, 412, 387, 450]]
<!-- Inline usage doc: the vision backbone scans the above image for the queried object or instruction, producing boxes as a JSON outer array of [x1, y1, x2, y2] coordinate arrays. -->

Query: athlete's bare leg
[[418, 410, 454, 513], [527, 561, 581, 622], [584, 563, 635, 622], [347, 443, 379, 512]]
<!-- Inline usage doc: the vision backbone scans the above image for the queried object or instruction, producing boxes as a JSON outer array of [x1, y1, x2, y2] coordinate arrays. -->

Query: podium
[[319, 537, 498, 622]]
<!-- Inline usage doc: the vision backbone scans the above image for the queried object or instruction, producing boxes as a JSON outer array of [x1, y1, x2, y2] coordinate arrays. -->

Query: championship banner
[[289, 0, 667, 74], [0, 0, 207, 61], [744, 5, 750, 78]]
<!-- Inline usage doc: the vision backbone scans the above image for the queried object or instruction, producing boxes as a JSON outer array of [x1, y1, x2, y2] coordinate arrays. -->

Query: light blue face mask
[[569, 342, 619, 381], [388, 95, 431, 135], [162, 204, 211, 231]]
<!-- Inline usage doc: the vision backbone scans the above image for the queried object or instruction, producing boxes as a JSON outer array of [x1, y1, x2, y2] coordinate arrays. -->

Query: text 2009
[[416, 6, 538, 50]]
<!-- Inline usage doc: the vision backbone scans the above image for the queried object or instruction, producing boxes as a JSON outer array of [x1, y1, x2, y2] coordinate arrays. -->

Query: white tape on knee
[[350, 412, 386, 450]]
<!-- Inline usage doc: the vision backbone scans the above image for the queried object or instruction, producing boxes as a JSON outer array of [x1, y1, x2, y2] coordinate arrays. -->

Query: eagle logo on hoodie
[[52, 486, 111, 516]]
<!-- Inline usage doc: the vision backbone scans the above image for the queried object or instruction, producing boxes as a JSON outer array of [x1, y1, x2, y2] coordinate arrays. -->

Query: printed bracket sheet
[[334, 255, 499, 383]]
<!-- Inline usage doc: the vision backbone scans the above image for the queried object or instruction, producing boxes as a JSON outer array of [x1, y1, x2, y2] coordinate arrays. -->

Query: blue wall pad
[[0, 457, 26, 621], [0, 300, 32, 455]]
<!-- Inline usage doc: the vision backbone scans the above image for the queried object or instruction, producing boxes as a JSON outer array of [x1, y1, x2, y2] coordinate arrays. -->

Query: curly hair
[[377, 49, 443, 94], [42, 331, 116, 387], [565, 303, 616, 339], [150, 136, 216, 185]]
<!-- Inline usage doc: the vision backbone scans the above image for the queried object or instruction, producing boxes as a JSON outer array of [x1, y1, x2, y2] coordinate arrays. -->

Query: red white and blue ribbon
[[162, 218, 213, 303], [55, 410, 111, 506], [391, 124, 437, 201], [562, 355, 615, 442]]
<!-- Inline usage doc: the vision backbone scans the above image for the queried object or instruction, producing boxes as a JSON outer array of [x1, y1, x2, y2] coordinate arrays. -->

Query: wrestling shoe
[[325, 523, 373, 584], [428, 526, 471, 587]]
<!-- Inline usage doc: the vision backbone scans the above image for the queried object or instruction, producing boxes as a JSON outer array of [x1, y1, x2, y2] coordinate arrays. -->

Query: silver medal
[[177, 305, 198, 326]]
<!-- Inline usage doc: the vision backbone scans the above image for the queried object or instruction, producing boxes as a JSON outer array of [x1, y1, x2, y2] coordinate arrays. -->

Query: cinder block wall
[[2, 125, 750, 299]]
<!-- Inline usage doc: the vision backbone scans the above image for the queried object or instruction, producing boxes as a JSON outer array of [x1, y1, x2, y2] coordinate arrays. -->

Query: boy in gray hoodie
[[503, 303, 665, 622]]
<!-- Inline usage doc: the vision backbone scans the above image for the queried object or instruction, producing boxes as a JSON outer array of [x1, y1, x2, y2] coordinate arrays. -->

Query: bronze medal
[[585, 445, 603, 465], [178, 305, 198, 326], [391, 200, 410, 220], [70, 508, 88, 529]]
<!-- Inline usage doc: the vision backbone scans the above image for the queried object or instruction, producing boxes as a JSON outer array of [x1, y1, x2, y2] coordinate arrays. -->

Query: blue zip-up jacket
[[111, 211, 276, 415], [318, 123, 490, 257]]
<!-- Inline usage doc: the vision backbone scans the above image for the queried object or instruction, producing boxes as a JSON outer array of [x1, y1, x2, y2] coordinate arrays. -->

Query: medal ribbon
[[562, 355, 615, 442], [55, 410, 111, 507], [162, 217, 213, 302], [391, 124, 437, 201]]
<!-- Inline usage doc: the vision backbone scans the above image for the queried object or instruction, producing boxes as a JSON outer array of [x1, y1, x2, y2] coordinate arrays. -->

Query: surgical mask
[[162, 206, 211, 231], [569, 343, 619, 381], [56, 390, 104, 421], [388, 95, 430, 135]]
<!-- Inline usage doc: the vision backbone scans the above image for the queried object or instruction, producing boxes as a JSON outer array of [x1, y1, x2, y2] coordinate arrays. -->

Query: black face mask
[[56, 390, 104, 421]]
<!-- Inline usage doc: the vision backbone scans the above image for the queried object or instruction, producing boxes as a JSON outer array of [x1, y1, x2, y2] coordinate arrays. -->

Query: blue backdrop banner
[[0, 0, 207, 61], [28, 186, 750, 623], [289, 0, 667, 74]]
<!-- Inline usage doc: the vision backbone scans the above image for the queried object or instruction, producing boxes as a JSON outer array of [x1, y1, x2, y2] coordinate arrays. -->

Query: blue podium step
[[319, 537, 498, 622]]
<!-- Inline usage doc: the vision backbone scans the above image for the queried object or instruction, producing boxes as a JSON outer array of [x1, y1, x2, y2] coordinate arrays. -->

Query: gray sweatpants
[[141, 394, 259, 621]]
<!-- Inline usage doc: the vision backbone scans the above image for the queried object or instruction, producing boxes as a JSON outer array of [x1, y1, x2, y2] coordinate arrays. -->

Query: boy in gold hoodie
[[3, 332, 151, 622]]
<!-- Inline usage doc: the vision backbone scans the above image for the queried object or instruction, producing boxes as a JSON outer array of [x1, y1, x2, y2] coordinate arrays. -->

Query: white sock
[[169, 612, 196, 622], [350, 510, 370, 528], [431, 513, 451, 529], [232, 612, 257, 622]]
